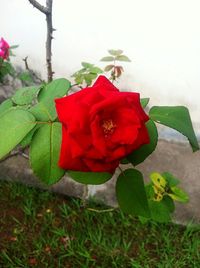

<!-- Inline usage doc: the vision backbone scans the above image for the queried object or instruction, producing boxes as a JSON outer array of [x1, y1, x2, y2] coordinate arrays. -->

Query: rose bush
[[55, 76, 150, 172], [0, 37, 9, 60], [0, 70, 198, 222]]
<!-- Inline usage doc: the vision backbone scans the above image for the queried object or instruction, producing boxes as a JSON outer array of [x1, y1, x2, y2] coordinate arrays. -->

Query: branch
[[46, 0, 54, 82], [28, 0, 49, 14], [28, 0, 54, 82]]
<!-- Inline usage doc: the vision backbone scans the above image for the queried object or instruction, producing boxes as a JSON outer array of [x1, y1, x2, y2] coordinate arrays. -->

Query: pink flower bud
[[0, 37, 10, 60]]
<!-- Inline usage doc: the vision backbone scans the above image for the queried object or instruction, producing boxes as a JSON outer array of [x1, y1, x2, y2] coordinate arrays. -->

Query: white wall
[[0, 0, 200, 135]]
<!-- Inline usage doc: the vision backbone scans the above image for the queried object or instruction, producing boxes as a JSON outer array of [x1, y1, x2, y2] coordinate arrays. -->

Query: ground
[[0, 180, 199, 268]]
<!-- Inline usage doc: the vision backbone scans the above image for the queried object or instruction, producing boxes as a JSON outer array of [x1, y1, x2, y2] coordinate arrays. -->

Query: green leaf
[[168, 187, 189, 203], [149, 106, 199, 152], [74, 75, 84, 85], [127, 120, 158, 166], [38, 78, 71, 102], [84, 73, 97, 85], [116, 169, 150, 218], [115, 55, 131, 62], [20, 124, 41, 148], [100, 56, 115, 62], [81, 62, 94, 68], [89, 67, 103, 74], [18, 71, 33, 83], [0, 108, 36, 159], [32, 79, 71, 121], [120, 158, 129, 164], [12, 86, 40, 105], [9, 45, 19, 49], [72, 68, 85, 77], [108, 49, 123, 56], [30, 122, 65, 185], [140, 98, 150, 108], [0, 99, 13, 116], [104, 65, 114, 72], [29, 99, 55, 121], [2, 62, 15, 76], [162, 195, 175, 213], [148, 200, 171, 223], [145, 183, 155, 199], [68, 171, 112, 185], [162, 172, 180, 187]]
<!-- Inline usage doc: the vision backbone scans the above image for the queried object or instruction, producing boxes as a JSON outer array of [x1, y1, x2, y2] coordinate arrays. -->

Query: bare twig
[[23, 56, 29, 70], [23, 56, 44, 83], [28, 0, 54, 82]]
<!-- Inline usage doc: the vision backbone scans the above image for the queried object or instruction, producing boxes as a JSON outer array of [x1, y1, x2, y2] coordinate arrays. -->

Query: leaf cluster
[[101, 49, 131, 81], [0, 79, 71, 185], [71, 62, 103, 86], [0, 70, 199, 223]]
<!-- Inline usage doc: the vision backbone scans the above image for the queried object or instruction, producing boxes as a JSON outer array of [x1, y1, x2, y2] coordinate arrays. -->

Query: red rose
[[55, 76, 149, 173]]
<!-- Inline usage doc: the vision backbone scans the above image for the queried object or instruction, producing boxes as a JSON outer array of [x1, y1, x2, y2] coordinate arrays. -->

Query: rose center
[[101, 119, 116, 137]]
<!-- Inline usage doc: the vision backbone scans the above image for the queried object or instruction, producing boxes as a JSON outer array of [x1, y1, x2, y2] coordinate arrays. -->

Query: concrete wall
[[0, 0, 200, 135]]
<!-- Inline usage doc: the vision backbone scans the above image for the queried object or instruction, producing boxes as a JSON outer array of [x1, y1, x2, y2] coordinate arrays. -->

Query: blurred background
[[0, 0, 200, 135]]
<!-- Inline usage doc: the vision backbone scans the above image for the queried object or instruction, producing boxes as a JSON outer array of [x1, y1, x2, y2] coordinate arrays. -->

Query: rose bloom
[[0, 37, 9, 60], [55, 76, 149, 173]]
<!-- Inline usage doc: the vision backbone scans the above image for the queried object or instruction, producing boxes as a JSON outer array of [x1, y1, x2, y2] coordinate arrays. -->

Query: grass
[[0, 180, 199, 268]]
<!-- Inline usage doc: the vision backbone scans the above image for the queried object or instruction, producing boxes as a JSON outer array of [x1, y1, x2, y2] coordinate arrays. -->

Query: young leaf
[[0, 99, 13, 116], [81, 62, 94, 68], [74, 75, 84, 85], [9, 45, 19, 49], [149, 106, 199, 152], [115, 55, 131, 62], [168, 187, 189, 203], [100, 56, 115, 62], [150, 172, 167, 189], [127, 120, 158, 166], [12, 86, 40, 105], [89, 67, 103, 74], [0, 108, 36, 159], [140, 98, 150, 108], [84, 73, 97, 86], [116, 169, 150, 218], [68, 171, 112, 185], [104, 65, 114, 72], [30, 122, 65, 185], [114, 66, 123, 78], [162, 172, 180, 187], [108, 49, 123, 56]]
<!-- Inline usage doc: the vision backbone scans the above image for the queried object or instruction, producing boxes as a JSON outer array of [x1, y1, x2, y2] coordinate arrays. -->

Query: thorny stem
[[28, 0, 54, 82]]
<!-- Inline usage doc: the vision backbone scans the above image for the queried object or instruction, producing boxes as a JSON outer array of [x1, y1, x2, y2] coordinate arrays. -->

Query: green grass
[[0, 180, 199, 268]]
